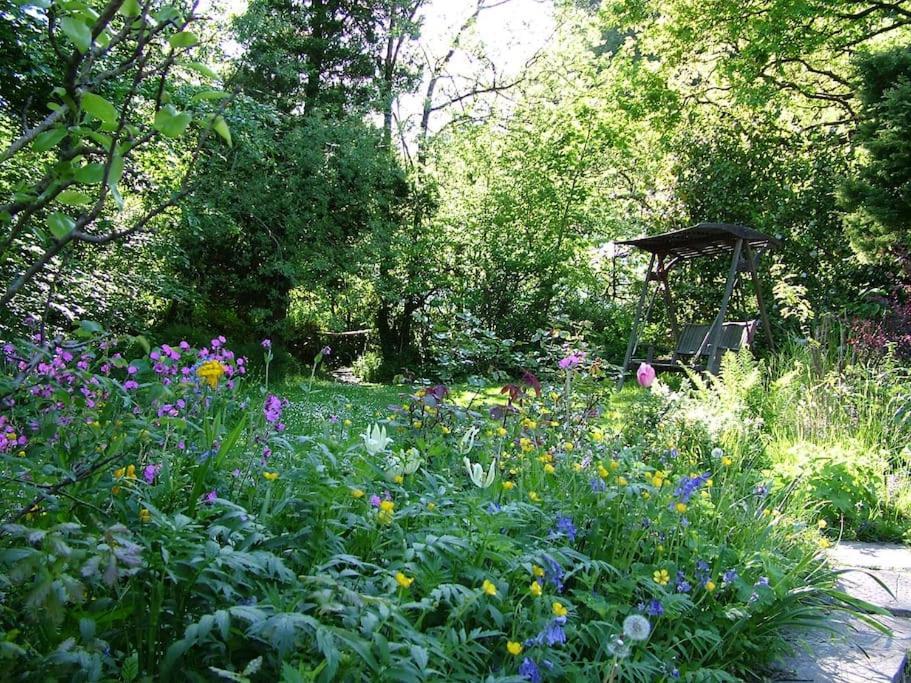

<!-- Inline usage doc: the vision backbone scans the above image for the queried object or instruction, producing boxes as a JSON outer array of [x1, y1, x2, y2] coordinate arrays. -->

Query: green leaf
[[119, 0, 140, 17], [82, 93, 117, 126], [47, 212, 75, 241], [57, 190, 92, 206], [153, 105, 192, 138], [74, 162, 105, 184], [185, 62, 219, 81], [168, 31, 198, 49], [121, 652, 139, 682], [190, 90, 229, 103], [60, 16, 91, 53], [213, 115, 232, 147], [32, 127, 67, 152], [108, 154, 124, 187]]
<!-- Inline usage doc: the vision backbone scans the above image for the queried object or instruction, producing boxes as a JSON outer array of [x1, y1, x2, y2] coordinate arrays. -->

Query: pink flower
[[261, 339, 272, 349], [636, 362, 656, 388], [369, 494, 382, 508], [558, 351, 585, 370]]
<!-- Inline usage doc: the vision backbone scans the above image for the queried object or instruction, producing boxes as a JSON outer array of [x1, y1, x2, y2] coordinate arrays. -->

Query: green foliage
[[841, 46, 911, 262], [352, 349, 384, 383]]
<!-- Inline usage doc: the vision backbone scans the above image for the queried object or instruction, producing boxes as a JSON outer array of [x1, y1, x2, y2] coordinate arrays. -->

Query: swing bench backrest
[[675, 321, 757, 359]]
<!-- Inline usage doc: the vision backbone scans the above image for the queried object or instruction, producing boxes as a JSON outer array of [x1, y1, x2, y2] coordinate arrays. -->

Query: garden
[[1, 0, 911, 681]]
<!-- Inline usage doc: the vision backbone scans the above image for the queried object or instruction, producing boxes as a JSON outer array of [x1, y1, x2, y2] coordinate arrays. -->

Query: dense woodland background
[[1, 0, 910, 377]]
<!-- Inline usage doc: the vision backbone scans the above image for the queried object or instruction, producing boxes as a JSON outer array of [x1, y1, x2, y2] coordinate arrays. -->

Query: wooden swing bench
[[634, 320, 758, 372], [616, 223, 780, 386]]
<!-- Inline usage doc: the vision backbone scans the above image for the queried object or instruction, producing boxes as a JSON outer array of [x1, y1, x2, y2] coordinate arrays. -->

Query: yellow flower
[[538, 452, 553, 464], [395, 571, 414, 588], [502, 480, 515, 490], [482, 579, 497, 596], [573, 463, 583, 472], [528, 491, 540, 502], [139, 508, 151, 523], [532, 565, 545, 577], [343, 419, 352, 427], [415, 388, 427, 398], [519, 437, 533, 452], [497, 427, 508, 437], [563, 442, 574, 451], [378, 499, 395, 525], [597, 464, 609, 478], [441, 425, 451, 434], [393, 475, 404, 485], [522, 418, 537, 430], [412, 420, 423, 429], [196, 360, 225, 389], [380, 500, 395, 513], [529, 581, 542, 597], [653, 569, 670, 586], [618, 476, 628, 486], [351, 488, 365, 498], [705, 580, 716, 592], [817, 519, 827, 529], [549, 392, 560, 402], [706, 478, 713, 488], [609, 460, 619, 471], [675, 502, 687, 514], [819, 537, 831, 549], [552, 601, 568, 617], [721, 456, 733, 466], [114, 467, 125, 479], [427, 502, 436, 511], [507, 641, 523, 656], [263, 471, 279, 481], [591, 428, 604, 442], [544, 463, 556, 475], [642, 491, 650, 500], [549, 420, 559, 427]]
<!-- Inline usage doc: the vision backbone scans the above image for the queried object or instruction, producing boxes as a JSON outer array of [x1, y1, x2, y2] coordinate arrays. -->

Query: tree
[[841, 46, 911, 263], [0, 0, 232, 325]]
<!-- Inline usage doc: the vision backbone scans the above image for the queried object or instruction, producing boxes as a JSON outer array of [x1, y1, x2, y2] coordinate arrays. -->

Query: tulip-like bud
[[636, 362, 656, 388], [362, 423, 393, 456], [464, 457, 496, 488], [458, 426, 480, 455]]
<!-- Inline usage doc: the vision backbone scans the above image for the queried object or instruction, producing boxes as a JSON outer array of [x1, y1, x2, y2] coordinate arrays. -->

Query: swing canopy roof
[[617, 223, 779, 261]]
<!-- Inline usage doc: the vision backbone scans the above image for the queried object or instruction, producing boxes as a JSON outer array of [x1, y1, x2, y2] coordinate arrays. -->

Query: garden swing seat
[[616, 223, 780, 386], [633, 320, 758, 372]]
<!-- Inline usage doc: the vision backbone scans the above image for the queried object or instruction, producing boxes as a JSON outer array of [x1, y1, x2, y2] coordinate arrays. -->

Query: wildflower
[[552, 601, 568, 617], [378, 499, 395, 525], [507, 641, 523, 656], [412, 420, 423, 429], [645, 599, 664, 617], [261, 338, 271, 349], [590, 477, 606, 492], [427, 502, 436, 511], [597, 464, 609, 478], [529, 581, 542, 597], [369, 494, 382, 507], [497, 426, 507, 437], [395, 572, 414, 588], [705, 580, 716, 592], [503, 480, 515, 490], [818, 519, 827, 529], [264, 394, 283, 423], [362, 423, 392, 455], [519, 437, 534, 452], [203, 489, 217, 504], [528, 491, 540, 502], [722, 569, 738, 585], [591, 427, 604, 442], [722, 456, 733, 466], [819, 537, 831, 549], [518, 657, 541, 683], [553, 515, 577, 542], [522, 418, 537, 430], [675, 502, 687, 514], [622, 614, 651, 641], [351, 488, 365, 498], [458, 426, 480, 454], [393, 474, 404, 484], [563, 441, 574, 451], [532, 565, 545, 577], [263, 471, 279, 481], [139, 508, 151, 523], [636, 362, 656, 388], [196, 360, 225, 389], [482, 579, 497, 596], [543, 463, 556, 475], [558, 351, 585, 370], [618, 476, 628, 486], [464, 457, 496, 488], [711, 447, 724, 459], [653, 569, 670, 586], [343, 418, 352, 427], [320, 345, 331, 356]]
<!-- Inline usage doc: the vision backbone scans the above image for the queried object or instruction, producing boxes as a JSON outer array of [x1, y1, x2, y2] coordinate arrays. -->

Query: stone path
[[773, 542, 911, 682]]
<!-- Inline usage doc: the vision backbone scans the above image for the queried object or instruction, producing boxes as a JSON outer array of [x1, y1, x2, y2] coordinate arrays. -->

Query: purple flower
[[543, 617, 567, 645], [553, 514, 577, 542], [320, 345, 332, 356], [645, 599, 664, 617], [543, 554, 565, 592], [676, 571, 691, 593], [264, 394, 283, 423], [558, 350, 585, 370], [590, 477, 606, 492], [756, 576, 769, 587], [723, 569, 738, 585], [519, 658, 541, 683], [369, 495, 382, 508], [261, 339, 272, 349], [203, 489, 217, 504], [127, 366, 138, 375], [143, 464, 160, 484], [674, 471, 712, 504]]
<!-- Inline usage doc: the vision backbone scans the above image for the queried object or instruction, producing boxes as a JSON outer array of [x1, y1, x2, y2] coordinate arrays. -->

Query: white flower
[[622, 614, 651, 642], [463, 457, 496, 488], [362, 423, 392, 456], [458, 426, 480, 455], [401, 447, 422, 475], [710, 447, 724, 460]]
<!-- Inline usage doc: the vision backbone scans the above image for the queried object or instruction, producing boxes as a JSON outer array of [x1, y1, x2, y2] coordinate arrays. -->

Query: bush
[[352, 349, 384, 383]]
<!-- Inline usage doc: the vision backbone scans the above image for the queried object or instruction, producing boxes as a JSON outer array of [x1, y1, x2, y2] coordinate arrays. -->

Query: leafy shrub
[[352, 350, 384, 383]]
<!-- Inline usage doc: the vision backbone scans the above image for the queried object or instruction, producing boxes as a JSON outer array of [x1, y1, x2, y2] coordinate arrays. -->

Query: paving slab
[[773, 612, 911, 682], [837, 569, 911, 617], [830, 542, 911, 572]]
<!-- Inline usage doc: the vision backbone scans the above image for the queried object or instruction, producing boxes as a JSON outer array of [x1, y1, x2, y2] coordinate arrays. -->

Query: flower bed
[[0, 331, 871, 681]]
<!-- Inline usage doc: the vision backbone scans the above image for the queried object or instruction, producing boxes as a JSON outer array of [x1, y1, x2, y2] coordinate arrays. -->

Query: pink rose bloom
[[636, 362, 656, 388]]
